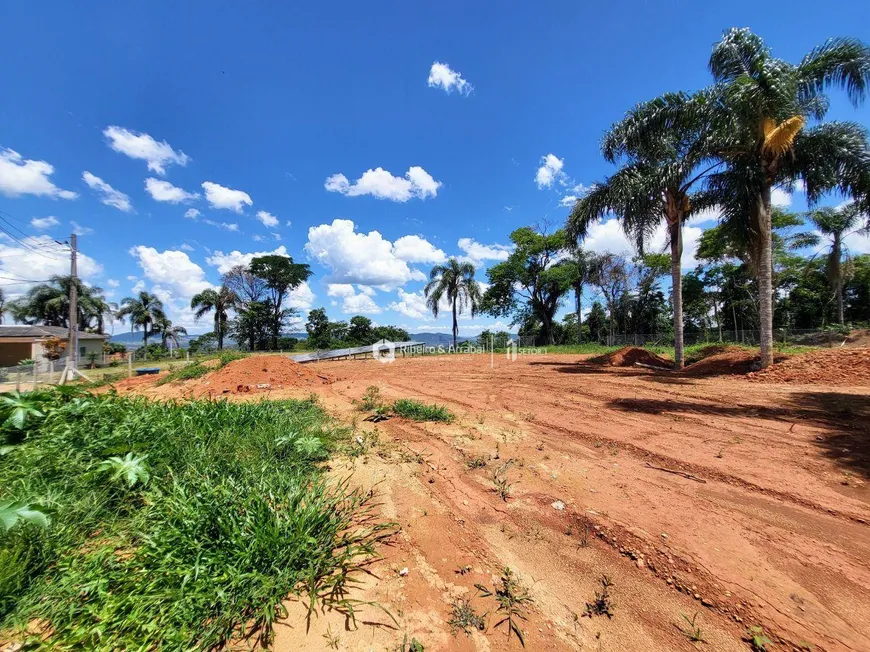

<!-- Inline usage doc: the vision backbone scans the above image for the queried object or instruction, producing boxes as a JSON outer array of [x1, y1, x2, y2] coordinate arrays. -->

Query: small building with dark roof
[[0, 325, 107, 368]]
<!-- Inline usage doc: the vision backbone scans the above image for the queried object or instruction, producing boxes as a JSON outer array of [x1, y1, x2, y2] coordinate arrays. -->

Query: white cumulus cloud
[[30, 216, 60, 230], [581, 217, 703, 269], [205, 245, 290, 275], [103, 126, 189, 175], [427, 61, 473, 95], [305, 219, 427, 288], [82, 172, 133, 212], [771, 187, 792, 207], [0, 148, 77, 200], [145, 178, 199, 203], [184, 208, 201, 219], [392, 235, 446, 263], [327, 283, 381, 314], [535, 153, 566, 189], [0, 235, 101, 297], [457, 238, 513, 265], [255, 210, 279, 227], [202, 181, 253, 213], [129, 245, 213, 299], [325, 166, 441, 202]]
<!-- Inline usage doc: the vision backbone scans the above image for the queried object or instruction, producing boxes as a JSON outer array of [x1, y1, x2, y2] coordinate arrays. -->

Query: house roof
[[0, 325, 107, 340]]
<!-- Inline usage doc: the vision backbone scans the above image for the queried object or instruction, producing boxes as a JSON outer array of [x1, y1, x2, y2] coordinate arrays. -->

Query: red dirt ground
[[681, 350, 790, 376], [120, 353, 870, 651], [589, 346, 673, 369], [748, 348, 870, 386]]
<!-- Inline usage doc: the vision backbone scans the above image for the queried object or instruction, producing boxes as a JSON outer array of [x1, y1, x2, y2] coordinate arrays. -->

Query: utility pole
[[60, 234, 88, 384]]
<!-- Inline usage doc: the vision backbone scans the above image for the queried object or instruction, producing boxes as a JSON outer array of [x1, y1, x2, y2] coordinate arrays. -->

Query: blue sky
[[0, 1, 868, 336]]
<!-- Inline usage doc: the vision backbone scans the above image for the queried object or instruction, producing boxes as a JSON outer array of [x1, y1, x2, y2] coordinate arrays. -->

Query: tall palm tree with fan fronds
[[190, 286, 237, 349], [425, 258, 482, 349], [115, 291, 165, 347], [701, 29, 870, 366], [567, 92, 720, 368], [802, 203, 867, 324]]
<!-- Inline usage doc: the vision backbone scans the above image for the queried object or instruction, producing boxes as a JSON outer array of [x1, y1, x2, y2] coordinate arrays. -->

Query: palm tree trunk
[[757, 191, 775, 368], [669, 218, 685, 369], [452, 300, 458, 350], [833, 235, 844, 325], [215, 313, 224, 350], [575, 285, 583, 345]]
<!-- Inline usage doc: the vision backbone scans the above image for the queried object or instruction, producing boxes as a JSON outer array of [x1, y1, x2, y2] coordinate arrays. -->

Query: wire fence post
[[49, 360, 55, 384], [16, 368, 21, 392], [32, 363, 38, 390], [127, 353, 133, 378]]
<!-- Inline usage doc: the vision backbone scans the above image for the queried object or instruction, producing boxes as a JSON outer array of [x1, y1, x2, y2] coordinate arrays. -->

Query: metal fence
[[602, 328, 851, 348]]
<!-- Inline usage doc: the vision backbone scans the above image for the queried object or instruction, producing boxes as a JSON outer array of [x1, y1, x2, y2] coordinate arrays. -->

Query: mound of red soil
[[589, 347, 673, 369], [682, 351, 789, 377], [684, 344, 744, 365], [747, 347, 870, 386], [197, 355, 332, 395]]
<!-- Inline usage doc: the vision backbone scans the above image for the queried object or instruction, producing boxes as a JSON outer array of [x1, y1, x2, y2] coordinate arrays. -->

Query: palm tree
[[6, 276, 111, 332], [567, 92, 718, 368], [190, 286, 236, 349], [153, 314, 188, 349], [803, 204, 866, 324], [424, 258, 482, 349], [702, 28, 870, 366], [560, 248, 597, 345], [115, 291, 165, 347]]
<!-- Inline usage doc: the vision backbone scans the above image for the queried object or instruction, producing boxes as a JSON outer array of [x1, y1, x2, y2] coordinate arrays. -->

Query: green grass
[[0, 388, 391, 649], [391, 399, 454, 423]]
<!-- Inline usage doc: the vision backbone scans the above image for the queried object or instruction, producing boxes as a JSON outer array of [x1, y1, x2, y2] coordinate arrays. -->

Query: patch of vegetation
[[475, 567, 532, 646], [448, 598, 485, 635], [677, 612, 706, 643], [360, 385, 384, 411], [744, 626, 773, 651], [397, 634, 425, 652], [492, 459, 515, 501], [392, 399, 454, 423], [0, 388, 391, 649], [155, 361, 211, 385], [584, 575, 615, 619], [465, 456, 487, 469], [358, 389, 454, 423]]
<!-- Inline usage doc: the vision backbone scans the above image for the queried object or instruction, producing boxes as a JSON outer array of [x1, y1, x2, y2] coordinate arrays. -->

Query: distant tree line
[[304, 310, 409, 350]]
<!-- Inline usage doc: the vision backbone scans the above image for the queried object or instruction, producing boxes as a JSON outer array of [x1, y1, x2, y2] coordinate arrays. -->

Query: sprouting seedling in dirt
[[677, 612, 706, 643], [492, 460, 515, 501], [475, 567, 532, 647], [583, 575, 615, 619], [322, 625, 341, 649], [396, 634, 425, 652], [744, 626, 772, 651]]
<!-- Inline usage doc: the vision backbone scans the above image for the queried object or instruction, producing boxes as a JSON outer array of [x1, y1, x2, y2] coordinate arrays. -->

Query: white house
[[0, 325, 107, 368]]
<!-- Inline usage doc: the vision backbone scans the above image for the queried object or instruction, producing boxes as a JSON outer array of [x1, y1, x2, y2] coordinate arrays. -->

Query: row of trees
[[304, 310, 409, 349], [419, 198, 870, 352], [566, 28, 870, 367]]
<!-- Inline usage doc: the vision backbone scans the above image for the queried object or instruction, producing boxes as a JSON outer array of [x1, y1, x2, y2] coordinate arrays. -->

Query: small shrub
[[584, 575, 615, 618], [360, 386, 383, 411], [475, 567, 531, 646], [448, 598, 485, 635], [392, 399, 453, 423]]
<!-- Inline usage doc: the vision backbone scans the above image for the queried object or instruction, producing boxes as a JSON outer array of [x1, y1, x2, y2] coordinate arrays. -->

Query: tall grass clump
[[0, 388, 391, 649], [392, 398, 454, 423]]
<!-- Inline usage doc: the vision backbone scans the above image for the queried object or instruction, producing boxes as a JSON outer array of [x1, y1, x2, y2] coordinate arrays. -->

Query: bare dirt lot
[[118, 352, 870, 651]]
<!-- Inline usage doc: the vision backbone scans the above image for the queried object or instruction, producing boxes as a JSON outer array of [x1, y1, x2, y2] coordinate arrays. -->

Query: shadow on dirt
[[608, 392, 870, 478], [527, 361, 698, 384]]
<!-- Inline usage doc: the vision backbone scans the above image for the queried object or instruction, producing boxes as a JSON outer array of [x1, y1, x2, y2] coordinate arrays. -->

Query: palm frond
[[798, 37, 870, 107], [762, 115, 806, 156]]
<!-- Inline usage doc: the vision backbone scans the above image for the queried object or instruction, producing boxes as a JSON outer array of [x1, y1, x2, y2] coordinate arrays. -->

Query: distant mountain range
[[110, 330, 475, 348]]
